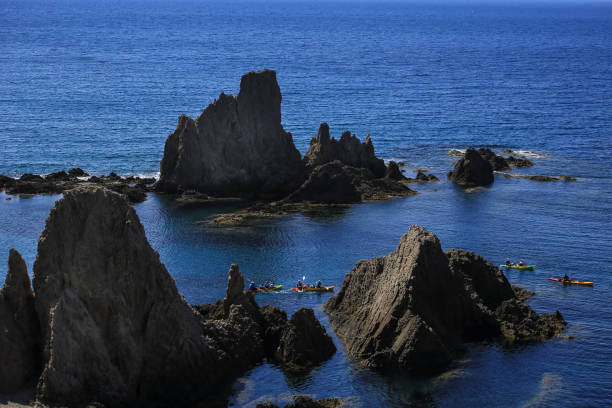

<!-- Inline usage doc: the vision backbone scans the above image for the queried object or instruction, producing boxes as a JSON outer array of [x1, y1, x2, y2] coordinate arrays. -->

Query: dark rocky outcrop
[[0, 249, 41, 393], [285, 161, 362, 204], [157, 69, 305, 199], [0, 171, 154, 203], [275, 308, 336, 371], [477, 148, 510, 171], [405, 169, 439, 183], [32, 187, 243, 406], [324, 226, 565, 374], [0, 186, 335, 406], [449, 147, 494, 187], [384, 161, 405, 180], [304, 123, 386, 178]]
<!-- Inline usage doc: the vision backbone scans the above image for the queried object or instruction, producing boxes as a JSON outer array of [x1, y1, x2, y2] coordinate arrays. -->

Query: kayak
[[246, 285, 283, 293], [499, 264, 536, 270], [548, 278, 593, 287], [290, 286, 335, 292]]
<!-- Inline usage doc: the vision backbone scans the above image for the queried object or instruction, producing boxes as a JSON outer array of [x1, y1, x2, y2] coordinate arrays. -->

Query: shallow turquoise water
[[1, 1, 612, 406]]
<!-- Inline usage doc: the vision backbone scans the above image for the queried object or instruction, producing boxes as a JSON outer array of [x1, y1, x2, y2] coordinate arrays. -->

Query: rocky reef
[[324, 226, 565, 374], [0, 187, 335, 407], [156, 69, 306, 199], [0, 169, 154, 203]]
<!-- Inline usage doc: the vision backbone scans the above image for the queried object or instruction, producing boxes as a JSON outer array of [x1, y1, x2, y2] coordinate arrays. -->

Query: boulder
[[304, 123, 386, 178], [157, 69, 305, 199], [275, 308, 336, 370], [324, 226, 565, 374], [0, 249, 41, 393], [449, 147, 494, 187], [31, 187, 260, 406]]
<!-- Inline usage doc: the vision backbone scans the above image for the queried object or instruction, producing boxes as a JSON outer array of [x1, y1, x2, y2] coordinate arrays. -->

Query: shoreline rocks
[[323, 226, 566, 374], [0, 170, 155, 203]]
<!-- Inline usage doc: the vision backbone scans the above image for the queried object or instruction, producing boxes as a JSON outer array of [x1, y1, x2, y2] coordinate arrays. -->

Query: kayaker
[[297, 280, 303, 290], [505, 258, 512, 266], [563, 274, 570, 282], [316, 280, 322, 288], [518, 259, 525, 266], [248, 281, 256, 291]]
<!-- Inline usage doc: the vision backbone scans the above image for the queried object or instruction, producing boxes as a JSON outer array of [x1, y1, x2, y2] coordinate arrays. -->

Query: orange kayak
[[548, 278, 593, 286]]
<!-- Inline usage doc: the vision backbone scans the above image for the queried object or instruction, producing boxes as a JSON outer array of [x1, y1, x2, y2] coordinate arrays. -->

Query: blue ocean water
[[1, 1, 612, 407]]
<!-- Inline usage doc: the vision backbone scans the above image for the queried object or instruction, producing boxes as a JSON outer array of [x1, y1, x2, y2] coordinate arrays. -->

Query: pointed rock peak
[[238, 69, 281, 106], [226, 264, 245, 301], [3, 248, 33, 311], [317, 122, 331, 143]]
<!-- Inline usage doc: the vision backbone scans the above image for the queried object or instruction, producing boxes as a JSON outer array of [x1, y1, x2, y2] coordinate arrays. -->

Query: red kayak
[[548, 278, 593, 287]]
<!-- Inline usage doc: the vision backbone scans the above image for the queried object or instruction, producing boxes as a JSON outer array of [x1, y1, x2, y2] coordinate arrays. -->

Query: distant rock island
[[156, 69, 415, 209]]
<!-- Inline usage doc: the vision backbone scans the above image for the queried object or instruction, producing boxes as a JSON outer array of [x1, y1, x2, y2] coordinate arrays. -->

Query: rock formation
[[324, 226, 565, 374], [32, 187, 240, 406], [449, 147, 494, 187], [0, 249, 41, 393], [304, 123, 386, 178], [0, 170, 154, 203], [275, 308, 336, 371], [0, 186, 335, 405], [477, 148, 510, 171], [157, 69, 305, 199]]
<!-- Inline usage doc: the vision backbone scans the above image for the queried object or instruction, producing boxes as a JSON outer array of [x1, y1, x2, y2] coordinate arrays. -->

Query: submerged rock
[[324, 226, 565, 374], [449, 147, 494, 187], [157, 69, 305, 199], [505, 155, 534, 168], [256, 396, 344, 408], [0, 249, 41, 393], [304, 123, 386, 178]]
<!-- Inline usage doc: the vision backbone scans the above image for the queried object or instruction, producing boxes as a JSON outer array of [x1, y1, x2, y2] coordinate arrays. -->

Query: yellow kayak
[[499, 264, 535, 270]]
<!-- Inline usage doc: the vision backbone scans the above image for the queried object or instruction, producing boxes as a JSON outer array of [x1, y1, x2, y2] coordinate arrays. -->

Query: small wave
[[448, 149, 466, 157], [502, 149, 550, 158]]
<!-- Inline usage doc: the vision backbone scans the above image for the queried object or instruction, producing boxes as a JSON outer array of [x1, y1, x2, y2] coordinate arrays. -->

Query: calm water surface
[[1, 1, 611, 407]]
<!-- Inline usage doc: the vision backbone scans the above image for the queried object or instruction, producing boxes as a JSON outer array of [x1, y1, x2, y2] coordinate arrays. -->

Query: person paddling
[[518, 259, 526, 266], [505, 258, 512, 266], [297, 280, 303, 290], [563, 274, 570, 283]]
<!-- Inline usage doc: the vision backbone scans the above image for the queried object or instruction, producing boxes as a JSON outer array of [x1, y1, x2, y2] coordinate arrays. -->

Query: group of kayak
[[246, 279, 335, 293], [500, 259, 594, 286]]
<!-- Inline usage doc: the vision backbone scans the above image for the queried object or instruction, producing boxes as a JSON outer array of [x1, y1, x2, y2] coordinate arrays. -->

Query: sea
[[1, 1, 611, 407]]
